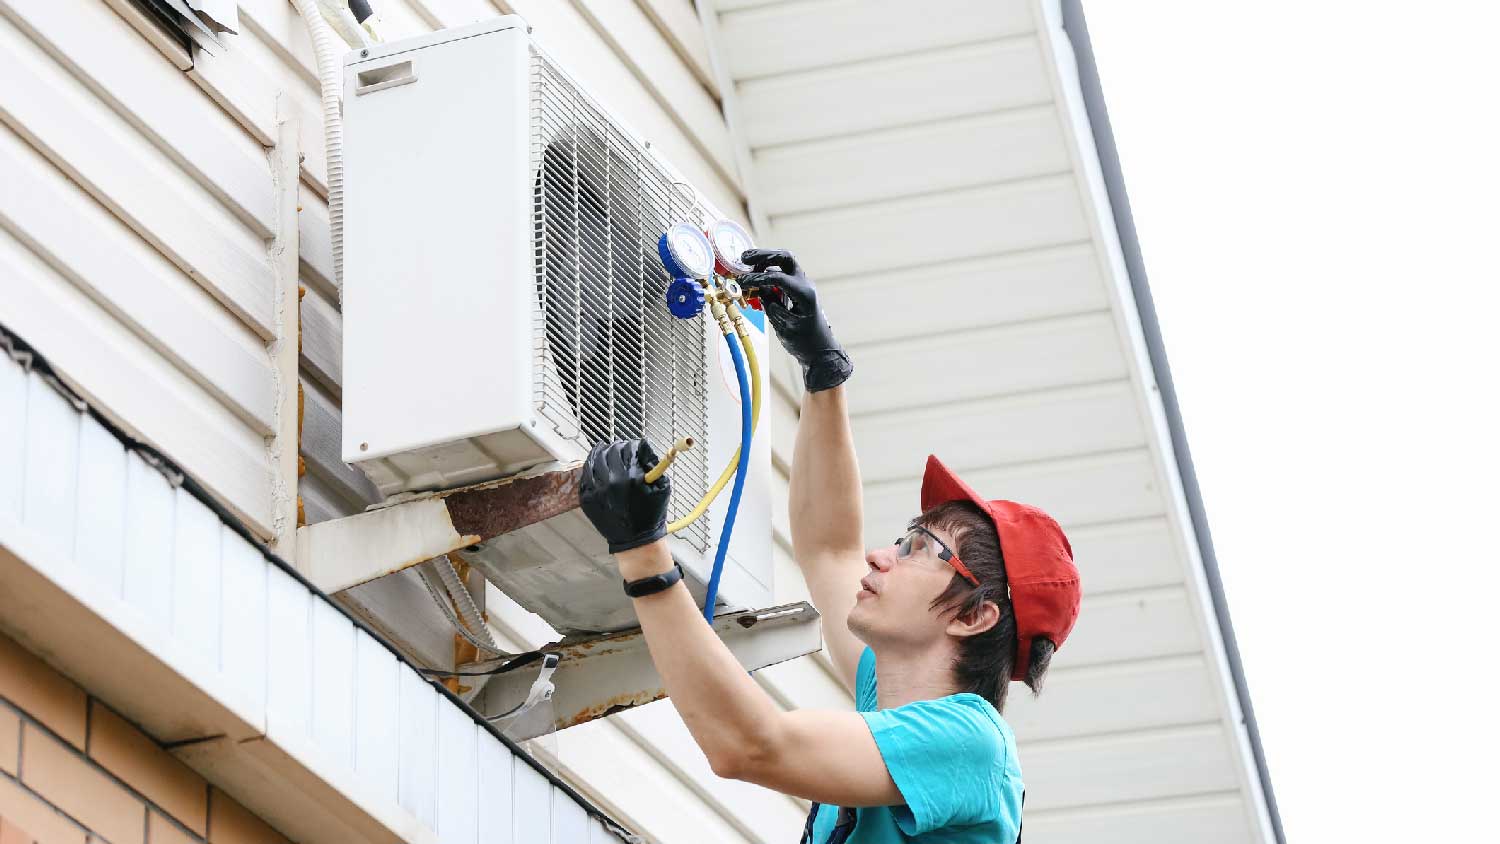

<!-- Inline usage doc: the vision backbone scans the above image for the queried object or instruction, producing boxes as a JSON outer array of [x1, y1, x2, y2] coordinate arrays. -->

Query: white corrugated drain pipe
[[292, 0, 348, 288]]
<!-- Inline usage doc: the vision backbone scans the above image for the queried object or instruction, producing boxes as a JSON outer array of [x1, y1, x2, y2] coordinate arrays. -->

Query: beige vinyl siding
[[713, 0, 1276, 841], [0, 0, 285, 537]]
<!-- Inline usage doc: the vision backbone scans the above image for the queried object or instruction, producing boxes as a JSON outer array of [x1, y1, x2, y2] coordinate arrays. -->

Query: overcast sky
[[1083, 3, 1499, 840]]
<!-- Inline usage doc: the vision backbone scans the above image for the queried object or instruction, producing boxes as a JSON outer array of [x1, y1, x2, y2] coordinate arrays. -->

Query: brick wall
[[0, 631, 292, 844]]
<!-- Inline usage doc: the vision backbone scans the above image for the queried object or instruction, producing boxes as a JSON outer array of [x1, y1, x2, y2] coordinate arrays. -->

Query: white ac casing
[[340, 17, 773, 632]]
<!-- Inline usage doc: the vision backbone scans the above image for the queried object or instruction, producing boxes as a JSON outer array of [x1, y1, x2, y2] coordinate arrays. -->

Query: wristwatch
[[622, 562, 684, 598]]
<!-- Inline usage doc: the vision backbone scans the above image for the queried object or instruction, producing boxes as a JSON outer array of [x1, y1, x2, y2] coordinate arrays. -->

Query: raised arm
[[740, 249, 867, 692]]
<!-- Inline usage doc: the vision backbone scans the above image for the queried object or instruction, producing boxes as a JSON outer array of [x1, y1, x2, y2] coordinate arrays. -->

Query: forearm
[[615, 542, 784, 771], [789, 386, 863, 559]]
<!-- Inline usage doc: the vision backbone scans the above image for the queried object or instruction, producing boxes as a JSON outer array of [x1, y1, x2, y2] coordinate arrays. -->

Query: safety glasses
[[894, 524, 981, 587]]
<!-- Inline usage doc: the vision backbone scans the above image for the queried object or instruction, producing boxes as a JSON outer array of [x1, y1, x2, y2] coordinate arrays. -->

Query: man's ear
[[945, 599, 1000, 639]]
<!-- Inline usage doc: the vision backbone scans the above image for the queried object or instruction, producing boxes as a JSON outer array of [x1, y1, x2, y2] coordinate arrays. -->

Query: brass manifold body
[[647, 276, 762, 534]]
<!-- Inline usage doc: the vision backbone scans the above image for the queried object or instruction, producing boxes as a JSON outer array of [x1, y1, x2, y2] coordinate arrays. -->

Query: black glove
[[739, 248, 853, 392], [579, 439, 672, 554]]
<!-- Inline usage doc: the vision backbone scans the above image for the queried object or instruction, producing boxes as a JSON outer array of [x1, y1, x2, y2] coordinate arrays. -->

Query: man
[[579, 249, 1081, 843]]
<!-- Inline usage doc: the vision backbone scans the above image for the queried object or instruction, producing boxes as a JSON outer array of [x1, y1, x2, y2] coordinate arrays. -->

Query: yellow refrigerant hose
[[667, 301, 761, 534]]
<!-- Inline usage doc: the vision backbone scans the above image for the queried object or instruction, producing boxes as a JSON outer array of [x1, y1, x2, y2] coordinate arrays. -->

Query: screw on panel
[[359, 442, 369, 451], [360, 49, 369, 57]]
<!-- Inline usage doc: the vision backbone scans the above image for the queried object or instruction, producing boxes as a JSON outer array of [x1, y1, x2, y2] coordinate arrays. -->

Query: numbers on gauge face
[[661, 223, 715, 280], [707, 219, 754, 277]]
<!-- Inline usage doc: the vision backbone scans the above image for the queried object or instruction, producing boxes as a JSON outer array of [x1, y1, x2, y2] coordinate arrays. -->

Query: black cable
[[347, 0, 373, 23], [417, 649, 546, 678]]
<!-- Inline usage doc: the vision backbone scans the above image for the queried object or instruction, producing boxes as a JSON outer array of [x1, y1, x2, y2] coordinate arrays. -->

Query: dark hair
[[918, 501, 1055, 713]]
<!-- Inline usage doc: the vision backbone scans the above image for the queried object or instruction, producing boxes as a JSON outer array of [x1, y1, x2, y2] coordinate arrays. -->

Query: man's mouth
[[858, 577, 878, 597]]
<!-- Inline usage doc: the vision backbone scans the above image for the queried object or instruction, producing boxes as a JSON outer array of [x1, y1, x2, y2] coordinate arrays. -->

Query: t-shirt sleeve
[[860, 696, 1007, 836], [854, 647, 878, 712]]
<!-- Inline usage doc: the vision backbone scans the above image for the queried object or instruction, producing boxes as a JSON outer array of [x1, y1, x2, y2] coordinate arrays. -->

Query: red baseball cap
[[920, 455, 1081, 681]]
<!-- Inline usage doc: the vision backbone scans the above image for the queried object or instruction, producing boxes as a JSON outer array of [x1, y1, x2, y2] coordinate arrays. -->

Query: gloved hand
[[579, 439, 672, 554], [738, 248, 853, 392]]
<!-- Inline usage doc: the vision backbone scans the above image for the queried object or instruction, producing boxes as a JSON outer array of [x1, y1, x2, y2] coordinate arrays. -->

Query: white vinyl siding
[[714, 0, 1276, 842], [0, 350, 625, 842]]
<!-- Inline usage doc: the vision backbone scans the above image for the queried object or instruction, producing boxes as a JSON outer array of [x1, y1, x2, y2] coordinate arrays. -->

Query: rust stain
[[444, 466, 584, 541], [560, 688, 666, 728]]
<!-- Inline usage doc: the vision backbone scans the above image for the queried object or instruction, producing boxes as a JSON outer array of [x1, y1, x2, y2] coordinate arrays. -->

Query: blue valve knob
[[665, 278, 706, 319]]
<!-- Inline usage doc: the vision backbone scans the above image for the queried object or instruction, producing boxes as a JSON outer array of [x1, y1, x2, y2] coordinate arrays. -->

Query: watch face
[[709, 219, 754, 276], [665, 223, 714, 278]]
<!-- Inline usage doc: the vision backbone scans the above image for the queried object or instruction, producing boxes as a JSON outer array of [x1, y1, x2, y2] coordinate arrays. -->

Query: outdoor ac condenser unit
[[340, 17, 773, 632]]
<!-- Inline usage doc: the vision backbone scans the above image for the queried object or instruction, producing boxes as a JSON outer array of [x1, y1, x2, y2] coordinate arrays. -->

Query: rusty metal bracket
[[474, 601, 822, 741], [294, 462, 582, 594]]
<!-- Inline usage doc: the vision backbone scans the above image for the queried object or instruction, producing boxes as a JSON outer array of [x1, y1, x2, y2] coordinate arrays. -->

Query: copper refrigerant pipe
[[645, 437, 695, 484]]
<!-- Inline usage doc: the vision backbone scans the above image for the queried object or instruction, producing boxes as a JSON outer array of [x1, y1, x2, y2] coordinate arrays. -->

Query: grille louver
[[530, 52, 712, 553]]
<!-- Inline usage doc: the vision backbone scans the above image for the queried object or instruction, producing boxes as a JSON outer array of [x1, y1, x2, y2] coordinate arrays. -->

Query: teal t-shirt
[[808, 648, 1024, 843]]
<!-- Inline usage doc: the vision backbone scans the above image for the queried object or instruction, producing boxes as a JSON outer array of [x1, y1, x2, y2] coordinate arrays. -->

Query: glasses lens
[[896, 528, 936, 561]]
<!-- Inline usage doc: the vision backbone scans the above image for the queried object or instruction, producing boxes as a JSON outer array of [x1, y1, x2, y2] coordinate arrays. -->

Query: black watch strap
[[622, 562, 684, 598]]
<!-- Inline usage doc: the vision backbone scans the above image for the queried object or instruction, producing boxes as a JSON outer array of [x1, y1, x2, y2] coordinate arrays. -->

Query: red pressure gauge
[[706, 219, 755, 278]]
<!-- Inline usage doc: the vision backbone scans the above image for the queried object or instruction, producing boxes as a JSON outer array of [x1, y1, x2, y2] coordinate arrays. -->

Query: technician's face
[[846, 522, 963, 647]]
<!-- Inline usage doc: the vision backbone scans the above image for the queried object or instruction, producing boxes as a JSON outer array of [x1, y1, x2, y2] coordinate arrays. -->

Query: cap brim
[[921, 454, 992, 518]]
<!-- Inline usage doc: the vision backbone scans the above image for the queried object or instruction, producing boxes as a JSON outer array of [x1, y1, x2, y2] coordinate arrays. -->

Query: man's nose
[[866, 546, 895, 572]]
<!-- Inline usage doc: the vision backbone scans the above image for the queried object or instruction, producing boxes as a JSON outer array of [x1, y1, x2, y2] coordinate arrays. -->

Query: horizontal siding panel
[[1026, 793, 1254, 844], [861, 449, 1163, 548], [721, 0, 1034, 80], [770, 176, 1089, 281], [301, 378, 382, 508], [1005, 655, 1218, 743], [819, 243, 1108, 347], [0, 223, 274, 536], [508, 0, 743, 213], [222, 8, 329, 192], [844, 313, 1126, 417], [546, 719, 753, 844], [0, 17, 275, 339], [298, 186, 335, 298], [572, 0, 738, 193], [186, 39, 278, 147], [615, 702, 807, 841], [638, 0, 718, 96], [1022, 724, 1240, 811], [6, 0, 277, 236], [1066, 518, 1185, 595], [1062, 587, 1202, 670], [754, 106, 1069, 216], [738, 37, 1050, 148], [850, 381, 1146, 484], [0, 123, 276, 434], [300, 286, 342, 398]]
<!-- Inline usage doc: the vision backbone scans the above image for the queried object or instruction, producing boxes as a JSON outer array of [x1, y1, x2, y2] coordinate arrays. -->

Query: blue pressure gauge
[[658, 223, 715, 280]]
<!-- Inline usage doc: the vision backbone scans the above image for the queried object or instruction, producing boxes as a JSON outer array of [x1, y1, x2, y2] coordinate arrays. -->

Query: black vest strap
[[799, 803, 856, 844]]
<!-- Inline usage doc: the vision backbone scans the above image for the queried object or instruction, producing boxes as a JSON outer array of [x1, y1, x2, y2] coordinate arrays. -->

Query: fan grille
[[530, 51, 713, 554]]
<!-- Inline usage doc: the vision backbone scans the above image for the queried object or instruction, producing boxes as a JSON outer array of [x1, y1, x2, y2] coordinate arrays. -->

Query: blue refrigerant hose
[[703, 328, 753, 622]]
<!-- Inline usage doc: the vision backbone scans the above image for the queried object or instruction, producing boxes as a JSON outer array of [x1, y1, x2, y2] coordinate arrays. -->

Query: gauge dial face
[[708, 219, 755, 276], [664, 223, 714, 279]]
